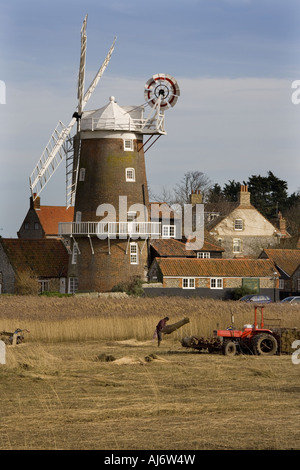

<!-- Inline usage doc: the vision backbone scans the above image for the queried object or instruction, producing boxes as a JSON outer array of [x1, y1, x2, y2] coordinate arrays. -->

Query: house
[[259, 249, 300, 298], [146, 257, 279, 300], [150, 232, 224, 264], [18, 196, 74, 239], [207, 185, 288, 258], [0, 238, 69, 294]]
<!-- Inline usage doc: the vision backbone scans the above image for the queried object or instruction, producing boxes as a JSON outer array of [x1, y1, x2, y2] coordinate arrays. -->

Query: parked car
[[239, 294, 272, 303], [280, 296, 300, 304]]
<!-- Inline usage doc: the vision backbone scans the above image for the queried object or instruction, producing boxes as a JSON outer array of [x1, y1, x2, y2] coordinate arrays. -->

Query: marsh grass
[[0, 295, 299, 343], [1, 337, 300, 450], [1, 296, 300, 450]]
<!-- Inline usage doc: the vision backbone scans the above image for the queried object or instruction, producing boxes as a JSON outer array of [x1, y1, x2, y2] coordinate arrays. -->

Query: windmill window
[[34, 223, 39, 230], [124, 139, 134, 151], [130, 242, 138, 264], [79, 168, 86, 181], [126, 168, 135, 182], [75, 211, 82, 222], [127, 211, 137, 222]]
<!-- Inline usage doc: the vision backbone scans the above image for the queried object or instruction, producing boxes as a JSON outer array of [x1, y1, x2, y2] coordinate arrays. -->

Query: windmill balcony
[[58, 221, 161, 238], [81, 114, 166, 134]]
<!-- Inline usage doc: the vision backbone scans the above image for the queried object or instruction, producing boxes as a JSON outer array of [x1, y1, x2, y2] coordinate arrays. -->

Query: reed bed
[[0, 295, 299, 343]]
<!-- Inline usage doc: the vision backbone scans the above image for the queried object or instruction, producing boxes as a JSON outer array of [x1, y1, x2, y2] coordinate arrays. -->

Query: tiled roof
[[151, 238, 196, 257], [37, 206, 74, 235], [262, 249, 300, 277], [1, 238, 69, 277], [155, 257, 277, 278], [150, 237, 223, 257]]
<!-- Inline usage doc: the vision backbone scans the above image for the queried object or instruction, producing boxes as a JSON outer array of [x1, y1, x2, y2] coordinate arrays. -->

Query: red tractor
[[214, 306, 278, 356]]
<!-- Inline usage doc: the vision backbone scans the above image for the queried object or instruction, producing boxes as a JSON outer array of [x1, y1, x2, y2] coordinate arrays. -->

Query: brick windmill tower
[[29, 16, 180, 293]]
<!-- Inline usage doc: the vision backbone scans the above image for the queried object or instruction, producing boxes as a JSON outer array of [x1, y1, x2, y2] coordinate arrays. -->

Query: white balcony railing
[[80, 114, 166, 134], [58, 221, 161, 238]]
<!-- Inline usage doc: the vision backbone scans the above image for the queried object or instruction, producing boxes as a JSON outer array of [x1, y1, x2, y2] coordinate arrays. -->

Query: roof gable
[[262, 249, 300, 277], [37, 206, 74, 235]]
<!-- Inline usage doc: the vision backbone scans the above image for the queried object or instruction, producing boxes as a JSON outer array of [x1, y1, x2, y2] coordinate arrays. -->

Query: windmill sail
[[77, 14, 88, 119], [29, 15, 116, 201]]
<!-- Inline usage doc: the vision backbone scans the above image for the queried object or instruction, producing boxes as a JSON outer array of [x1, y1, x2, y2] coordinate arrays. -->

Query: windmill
[[29, 15, 180, 293]]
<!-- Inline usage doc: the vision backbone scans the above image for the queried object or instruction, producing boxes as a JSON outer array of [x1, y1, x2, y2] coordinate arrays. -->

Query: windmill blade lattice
[[29, 15, 116, 201]]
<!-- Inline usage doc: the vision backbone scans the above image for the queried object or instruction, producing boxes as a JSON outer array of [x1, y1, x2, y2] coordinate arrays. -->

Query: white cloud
[[1, 74, 299, 237]]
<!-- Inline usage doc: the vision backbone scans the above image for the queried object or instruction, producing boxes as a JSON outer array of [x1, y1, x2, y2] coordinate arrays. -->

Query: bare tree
[[174, 171, 212, 205]]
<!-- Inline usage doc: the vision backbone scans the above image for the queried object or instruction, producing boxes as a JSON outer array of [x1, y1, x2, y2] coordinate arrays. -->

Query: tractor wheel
[[252, 334, 278, 356], [223, 340, 237, 356]]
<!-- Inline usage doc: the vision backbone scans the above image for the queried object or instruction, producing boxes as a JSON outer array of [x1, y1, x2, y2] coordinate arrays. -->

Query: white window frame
[[234, 218, 243, 231], [279, 279, 284, 290], [75, 211, 82, 222], [197, 252, 210, 259], [79, 168, 86, 181], [124, 139, 134, 151], [127, 211, 137, 222], [68, 277, 78, 294], [38, 279, 50, 293], [162, 225, 176, 238], [233, 238, 242, 253], [130, 242, 138, 264], [182, 278, 195, 289], [210, 278, 223, 289], [126, 168, 135, 182]]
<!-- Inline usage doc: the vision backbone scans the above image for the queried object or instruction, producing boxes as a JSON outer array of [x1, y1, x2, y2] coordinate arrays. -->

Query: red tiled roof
[[1, 238, 69, 277], [37, 206, 74, 235], [155, 257, 277, 278], [262, 249, 300, 276]]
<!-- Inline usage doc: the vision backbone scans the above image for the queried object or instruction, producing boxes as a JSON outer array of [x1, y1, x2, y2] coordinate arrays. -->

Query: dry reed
[[0, 295, 299, 343]]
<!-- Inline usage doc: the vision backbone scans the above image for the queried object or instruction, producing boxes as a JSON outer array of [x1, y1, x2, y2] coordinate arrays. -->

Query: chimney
[[189, 190, 203, 205], [238, 185, 251, 206], [30, 193, 41, 210], [277, 212, 288, 237]]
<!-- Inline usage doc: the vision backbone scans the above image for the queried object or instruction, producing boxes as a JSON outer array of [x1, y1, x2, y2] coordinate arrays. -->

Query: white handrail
[[58, 221, 161, 237]]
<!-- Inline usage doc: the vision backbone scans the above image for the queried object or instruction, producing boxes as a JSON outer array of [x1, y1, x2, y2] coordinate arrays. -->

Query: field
[[0, 295, 300, 451]]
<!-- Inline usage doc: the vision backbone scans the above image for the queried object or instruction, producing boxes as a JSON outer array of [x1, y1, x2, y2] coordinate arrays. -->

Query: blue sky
[[0, 0, 300, 236]]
